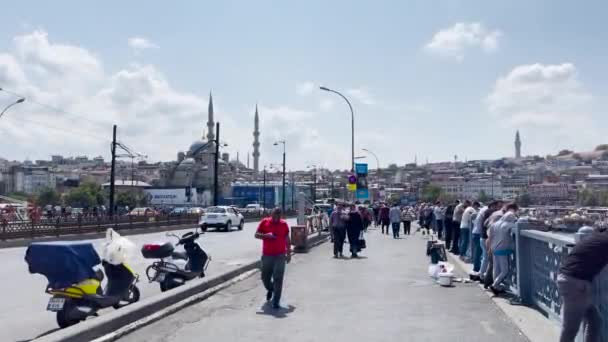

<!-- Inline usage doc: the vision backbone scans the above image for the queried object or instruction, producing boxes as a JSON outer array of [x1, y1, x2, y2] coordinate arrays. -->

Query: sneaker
[[272, 303, 281, 310], [266, 290, 273, 301]]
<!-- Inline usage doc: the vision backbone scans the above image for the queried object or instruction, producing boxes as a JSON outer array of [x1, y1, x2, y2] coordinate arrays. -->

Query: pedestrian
[[472, 202, 492, 275], [479, 201, 500, 280], [433, 201, 445, 240], [254, 208, 291, 309], [451, 200, 465, 254], [329, 204, 348, 258], [487, 202, 518, 296], [359, 206, 371, 232], [483, 204, 506, 288], [444, 202, 456, 250], [379, 203, 390, 235], [389, 203, 401, 239], [401, 206, 413, 235], [372, 204, 380, 227], [459, 201, 479, 260], [557, 226, 608, 342], [346, 204, 364, 258]]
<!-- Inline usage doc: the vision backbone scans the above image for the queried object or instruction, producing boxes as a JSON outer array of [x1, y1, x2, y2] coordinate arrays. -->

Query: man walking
[[389, 203, 402, 239], [401, 206, 413, 235], [255, 208, 291, 309], [329, 204, 348, 258], [557, 226, 608, 342], [346, 204, 364, 258], [379, 203, 390, 235]]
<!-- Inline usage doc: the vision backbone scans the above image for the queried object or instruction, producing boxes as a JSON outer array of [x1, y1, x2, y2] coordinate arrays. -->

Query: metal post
[[109, 125, 117, 217], [214, 122, 220, 206], [262, 168, 266, 210], [282, 150, 286, 213]]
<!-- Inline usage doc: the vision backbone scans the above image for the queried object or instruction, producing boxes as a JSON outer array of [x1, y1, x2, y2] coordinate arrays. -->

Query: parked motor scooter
[[142, 228, 210, 292], [25, 230, 140, 328]]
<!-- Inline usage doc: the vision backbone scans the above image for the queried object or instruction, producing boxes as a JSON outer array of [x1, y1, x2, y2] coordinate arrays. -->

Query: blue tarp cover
[[25, 241, 101, 289]]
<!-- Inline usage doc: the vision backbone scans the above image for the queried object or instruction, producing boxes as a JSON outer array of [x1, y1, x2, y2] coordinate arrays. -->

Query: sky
[[0, 0, 607, 170]]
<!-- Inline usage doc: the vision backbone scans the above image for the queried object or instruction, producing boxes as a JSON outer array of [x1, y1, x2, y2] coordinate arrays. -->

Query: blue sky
[[0, 0, 606, 170]]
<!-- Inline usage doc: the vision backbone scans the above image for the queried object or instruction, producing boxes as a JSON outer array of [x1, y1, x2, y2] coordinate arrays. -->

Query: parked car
[[199, 206, 244, 232], [244, 203, 265, 213], [187, 207, 205, 215], [128, 207, 157, 217], [169, 207, 187, 216]]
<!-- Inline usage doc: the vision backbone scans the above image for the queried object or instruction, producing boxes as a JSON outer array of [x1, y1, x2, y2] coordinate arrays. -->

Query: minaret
[[252, 104, 261, 174], [206, 93, 215, 143], [515, 130, 522, 159]]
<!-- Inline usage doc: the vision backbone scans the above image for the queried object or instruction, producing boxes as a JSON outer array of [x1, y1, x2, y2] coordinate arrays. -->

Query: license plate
[[47, 297, 65, 311], [156, 273, 166, 282], [207, 215, 217, 218]]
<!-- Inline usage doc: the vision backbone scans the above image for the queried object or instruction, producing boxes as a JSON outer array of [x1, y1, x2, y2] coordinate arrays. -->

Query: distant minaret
[[515, 130, 522, 159], [206, 93, 215, 143], [247, 152, 250, 169], [252, 104, 261, 173]]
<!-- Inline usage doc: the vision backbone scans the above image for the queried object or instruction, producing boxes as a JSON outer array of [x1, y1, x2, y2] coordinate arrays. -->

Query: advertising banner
[[355, 163, 369, 200]]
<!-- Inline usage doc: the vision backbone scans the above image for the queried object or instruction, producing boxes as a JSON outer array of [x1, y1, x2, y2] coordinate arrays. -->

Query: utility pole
[[312, 168, 317, 202], [282, 151, 286, 213], [262, 167, 266, 209], [214, 122, 220, 206], [109, 125, 117, 216]]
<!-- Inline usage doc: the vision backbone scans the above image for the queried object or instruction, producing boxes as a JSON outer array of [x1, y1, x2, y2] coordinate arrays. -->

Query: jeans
[[558, 273, 600, 342], [471, 233, 482, 272], [261, 254, 286, 306], [480, 237, 490, 277], [444, 219, 453, 250], [459, 228, 470, 257], [391, 222, 400, 238], [381, 220, 390, 234], [492, 254, 510, 290], [403, 221, 411, 235], [436, 219, 444, 240], [333, 228, 346, 256], [451, 226, 460, 254]]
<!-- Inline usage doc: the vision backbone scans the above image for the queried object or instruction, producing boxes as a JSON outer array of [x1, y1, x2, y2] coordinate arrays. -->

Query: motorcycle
[[25, 230, 140, 328], [142, 227, 210, 292]]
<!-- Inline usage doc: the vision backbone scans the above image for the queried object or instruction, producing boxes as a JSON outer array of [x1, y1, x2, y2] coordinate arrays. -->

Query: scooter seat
[[171, 251, 188, 260]]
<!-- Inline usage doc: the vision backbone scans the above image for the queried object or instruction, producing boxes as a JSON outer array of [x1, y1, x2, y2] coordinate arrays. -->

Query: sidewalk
[[119, 227, 528, 342]]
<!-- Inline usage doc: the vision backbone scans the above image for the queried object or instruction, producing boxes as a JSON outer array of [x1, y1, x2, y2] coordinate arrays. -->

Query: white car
[[199, 206, 245, 232]]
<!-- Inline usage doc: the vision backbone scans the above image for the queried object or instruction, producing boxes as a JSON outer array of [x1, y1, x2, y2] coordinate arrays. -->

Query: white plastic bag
[[102, 228, 136, 265]]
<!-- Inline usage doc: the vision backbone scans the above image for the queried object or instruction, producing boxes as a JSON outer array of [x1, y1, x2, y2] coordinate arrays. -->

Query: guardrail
[[509, 220, 606, 341], [0, 210, 297, 240]]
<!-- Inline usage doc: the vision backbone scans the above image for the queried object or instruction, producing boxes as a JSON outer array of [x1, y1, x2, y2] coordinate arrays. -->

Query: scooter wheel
[[56, 301, 80, 328], [113, 285, 141, 309]]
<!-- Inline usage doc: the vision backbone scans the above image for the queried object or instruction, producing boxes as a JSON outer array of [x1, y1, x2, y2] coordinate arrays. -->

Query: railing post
[[515, 219, 532, 304]]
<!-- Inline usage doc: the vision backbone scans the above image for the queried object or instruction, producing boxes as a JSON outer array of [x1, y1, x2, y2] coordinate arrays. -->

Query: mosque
[[152, 94, 261, 206]]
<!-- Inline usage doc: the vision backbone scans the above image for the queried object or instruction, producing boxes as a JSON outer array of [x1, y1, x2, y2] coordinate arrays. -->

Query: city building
[[528, 183, 571, 204]]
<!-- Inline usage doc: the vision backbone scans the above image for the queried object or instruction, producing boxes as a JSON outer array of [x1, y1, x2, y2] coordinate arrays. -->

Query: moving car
[[244, 203, 265, 213], [128, 207, 157, 217], [198, 206, 244, 232]]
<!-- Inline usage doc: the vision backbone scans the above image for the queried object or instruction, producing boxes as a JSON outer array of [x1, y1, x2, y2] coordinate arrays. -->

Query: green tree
[[477, 190, 491, 203], [36, 188, 61, 206], [421, 185, 443, 202], [557, 149, 573, 156], [64, 182, 106, 208], [577, 189, 598, 206], [516, 192, 532, 207], [595, 144, 608, 151], [116, 192, 137, 209], [6, 192, 29, 201]]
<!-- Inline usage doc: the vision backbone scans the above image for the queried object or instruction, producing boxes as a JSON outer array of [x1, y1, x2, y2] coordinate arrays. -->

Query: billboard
[[355, 163, 369, 200], [144, 188, 197, 206]]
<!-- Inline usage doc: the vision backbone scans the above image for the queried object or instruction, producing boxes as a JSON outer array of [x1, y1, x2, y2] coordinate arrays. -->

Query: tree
[[516, 192, 532, 207], [36, 188, 61, 207], [577, 189, 598, 207], [557, 149, 573, 156], [116, 192, 137, 209], [421, 185, 443, 202], [387, 163, 398, 171], [64, 182, 106, 208], [595, 144, 608, 151], [477, 190, 491, 203]]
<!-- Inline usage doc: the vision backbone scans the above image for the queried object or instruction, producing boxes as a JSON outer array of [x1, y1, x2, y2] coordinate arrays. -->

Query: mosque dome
[[188, 140, 211, 156]]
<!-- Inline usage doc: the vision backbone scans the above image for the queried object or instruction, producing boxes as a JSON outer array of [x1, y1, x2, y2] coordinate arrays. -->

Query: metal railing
[[510, 220, 606, 341], [0, 210, 297, 240]]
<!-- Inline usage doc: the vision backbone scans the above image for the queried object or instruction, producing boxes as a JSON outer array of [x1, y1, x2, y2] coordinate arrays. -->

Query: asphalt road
[[120, 227, 528, 342], [0, 218, 296, 342]]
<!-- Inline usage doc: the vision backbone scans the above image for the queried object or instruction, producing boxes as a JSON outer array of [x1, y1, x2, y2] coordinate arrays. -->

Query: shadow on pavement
[[256, 302, 296, 318], [16, 327, 61, 342]]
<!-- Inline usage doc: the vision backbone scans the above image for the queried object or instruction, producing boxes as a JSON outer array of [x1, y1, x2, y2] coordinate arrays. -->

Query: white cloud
[[486, 63, 598, 149], [128, 36, 159, 50], [296, 81, 315, 96], [319, 98, 334, 112], [425, 22, 502, 61], [346, 88, 375, 105]]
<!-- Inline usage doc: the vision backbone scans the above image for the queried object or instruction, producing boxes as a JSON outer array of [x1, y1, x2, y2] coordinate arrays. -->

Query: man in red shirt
[[255, 208, 291, 309]]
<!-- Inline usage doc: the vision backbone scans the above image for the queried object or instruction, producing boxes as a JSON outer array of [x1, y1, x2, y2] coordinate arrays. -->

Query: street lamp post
[[307, 165, 317, 203], [273, 140, 286, 213], [0, 97, 25, 119], [320, 86, 354, 172], [362, 148, 380, 186]]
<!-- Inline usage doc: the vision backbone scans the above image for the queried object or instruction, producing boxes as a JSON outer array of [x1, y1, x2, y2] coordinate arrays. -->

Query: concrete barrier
[[35, 232, 329, 342]]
